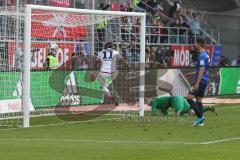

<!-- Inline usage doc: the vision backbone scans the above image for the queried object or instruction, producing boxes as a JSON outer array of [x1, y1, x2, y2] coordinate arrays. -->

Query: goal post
[[22, 4, 146, 128], [23, 5, 32, 128], [139, 14, 146, 117]]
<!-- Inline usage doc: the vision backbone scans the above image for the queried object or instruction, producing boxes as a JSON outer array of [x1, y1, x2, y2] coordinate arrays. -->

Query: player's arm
[[88, 55, 101, 81]]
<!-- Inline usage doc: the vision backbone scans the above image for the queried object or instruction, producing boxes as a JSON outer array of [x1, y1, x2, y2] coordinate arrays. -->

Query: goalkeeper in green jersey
[[147, 96, 216, 116]]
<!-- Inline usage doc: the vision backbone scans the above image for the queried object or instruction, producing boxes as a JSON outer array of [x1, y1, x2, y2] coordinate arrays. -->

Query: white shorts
[[99, 71, 118, 89]]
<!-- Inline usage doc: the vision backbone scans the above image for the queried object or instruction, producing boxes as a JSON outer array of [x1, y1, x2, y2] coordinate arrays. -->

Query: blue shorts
[[189, 81, 208, 98]]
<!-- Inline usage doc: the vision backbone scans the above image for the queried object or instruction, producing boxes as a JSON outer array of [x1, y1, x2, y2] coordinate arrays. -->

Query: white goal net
[[0, 5, 146, 128]]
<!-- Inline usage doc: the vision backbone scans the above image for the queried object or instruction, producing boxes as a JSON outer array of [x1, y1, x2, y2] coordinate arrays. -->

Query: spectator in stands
[[126, 2, 133, 12], [160, 12, 169, 43], [35, 0, 46, 5], [14, 46, 23, 70], [124, 40, 140, 62], [0, 44, 8, 71], [147, 46, 157, 62], [131, 40, 140, 62], [125, 43, 132, 62], [147, 0, 156, 14], [96, 1, 110, 51], [169, 1, 181, 18], [70, 51, 88, 71], [120, 2, 134, 42], [75, 0, 85, 8], [138, 0, 149, 12], [155, 4, 163, 13], [131, 17, 141, 41], [185, 10, 192, 27], [231, 55, 240, 66], [150, 19, 159, 44], [146, 47, 151, 63], [219, 56, 231, 66], [133, 0, 141, 6], [0, 1, 4, 6], [190, 13, 201, 44], [121, 16, 133, 42], [169, 9, 188, 44], [170, 18, 180, 43], [178, 11, 189, 44]]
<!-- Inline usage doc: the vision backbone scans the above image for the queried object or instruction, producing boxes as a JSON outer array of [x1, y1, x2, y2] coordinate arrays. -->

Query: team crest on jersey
[[200, 60, 205, 65]]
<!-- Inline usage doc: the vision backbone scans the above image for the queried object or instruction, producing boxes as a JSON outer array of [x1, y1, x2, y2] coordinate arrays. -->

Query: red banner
[[49, 0, 72, 8], [171, 45, 192, 67], [31, 10, 87, 39], [171, 45, 214, 67], [8, 42, 77, 70]]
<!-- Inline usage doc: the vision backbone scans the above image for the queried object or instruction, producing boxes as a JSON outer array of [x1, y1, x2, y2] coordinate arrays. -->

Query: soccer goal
[[0, 4, 146, 128]]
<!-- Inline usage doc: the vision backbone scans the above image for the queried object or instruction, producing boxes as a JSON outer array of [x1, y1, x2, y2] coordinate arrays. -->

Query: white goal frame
[[23, 4, 146, 128]]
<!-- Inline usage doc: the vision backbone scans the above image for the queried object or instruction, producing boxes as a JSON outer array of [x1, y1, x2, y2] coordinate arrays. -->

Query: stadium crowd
[[0, 0, 236, 67]]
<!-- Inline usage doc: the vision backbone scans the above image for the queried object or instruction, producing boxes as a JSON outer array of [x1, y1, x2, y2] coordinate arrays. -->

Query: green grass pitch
[[0, 104, 240, 160]]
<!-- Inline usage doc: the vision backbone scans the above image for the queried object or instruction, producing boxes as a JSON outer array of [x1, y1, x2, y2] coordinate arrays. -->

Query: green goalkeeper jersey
[[151, 96, 169, 114], [151, 96, 190, 115], [171, 96, 190, 114]]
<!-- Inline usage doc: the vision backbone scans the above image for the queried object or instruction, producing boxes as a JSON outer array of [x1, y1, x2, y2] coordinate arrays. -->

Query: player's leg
[[196, 81, 208, 116], [204, 105, 217, 115], [196, 97, 204, 117], [189, 105, 217, 116], [186, 95, 201, 118], [108, 71, 119, 106], [99, 72, 118, 106], [193, 82, 208, 126], [99, 73, 111, 98]]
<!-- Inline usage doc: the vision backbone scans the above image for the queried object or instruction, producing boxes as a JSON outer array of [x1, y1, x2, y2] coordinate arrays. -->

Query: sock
[[102, 87, 111, 97], [196, 102, 204, 117], [204, 107, 211, 112], [187, 99, 201, 118]]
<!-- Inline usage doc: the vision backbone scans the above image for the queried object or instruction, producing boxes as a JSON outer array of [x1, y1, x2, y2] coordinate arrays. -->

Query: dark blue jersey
[[195, 51, 210, 83]]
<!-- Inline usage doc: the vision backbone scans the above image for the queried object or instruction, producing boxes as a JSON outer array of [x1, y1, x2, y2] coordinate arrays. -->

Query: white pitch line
[[218, 106, 240, 110], [0, 118, 119, 131], [30, 118, 119, 128], [0, 138, 199, 145], [0, 137, 239, 145], [200, 137, 240, 145]]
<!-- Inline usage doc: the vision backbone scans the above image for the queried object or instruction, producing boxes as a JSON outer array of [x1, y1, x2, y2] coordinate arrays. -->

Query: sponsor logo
[[60, 72, 81, 106], [0, 99, 21, 113], [31, 47, 70, 68], [237, 79, 240, 94], [174, 49, 190, 66]]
